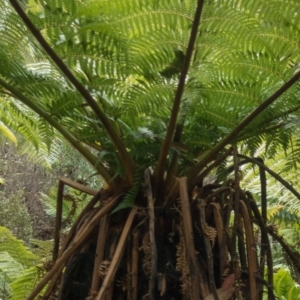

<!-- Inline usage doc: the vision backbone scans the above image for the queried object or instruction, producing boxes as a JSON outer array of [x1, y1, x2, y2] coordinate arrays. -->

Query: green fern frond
[[18, 139, 62, 168], [41, 186, 91, 227], [274, 210, 300, 227], [267, 205, 284, 219], [2, 0, 300, 187], [0, 121, 17, 145], [30, 240, 53, 262], [112, 169, 143, 214], [240, 142, 300, 224], [76, 0, 193, 36], [273, 269, 300, 300], [9, 265, 44, 300], [0, 252, 24, 282], [0, 227, 38, 269], [0, 98, 40, 150], [0, 227, 42, 300]]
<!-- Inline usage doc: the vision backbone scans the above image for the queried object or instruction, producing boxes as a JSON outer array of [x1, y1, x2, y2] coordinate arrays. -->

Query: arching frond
[[0, 121, 17, 145], [1, 0, 300, 182]]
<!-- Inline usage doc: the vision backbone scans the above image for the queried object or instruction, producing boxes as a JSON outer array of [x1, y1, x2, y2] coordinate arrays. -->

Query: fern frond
[[0, 227, 38, 268], [0, 121, 17, 145], [30, 240, 53, 262], [9, 265, 44, 300], [3, 0, 300, 187], [112, 169, 143, 213], [0, 252, 24, 282], [267, 205, 284, 220], [18, 139, 62, 168], [273, 269, 300, 300]]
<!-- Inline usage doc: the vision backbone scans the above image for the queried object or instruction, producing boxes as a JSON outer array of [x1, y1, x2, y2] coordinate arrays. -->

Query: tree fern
[[5, 0, 300, 299]]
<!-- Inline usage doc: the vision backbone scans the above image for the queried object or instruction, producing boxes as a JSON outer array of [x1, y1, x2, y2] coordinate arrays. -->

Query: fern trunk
[[25, 149, 297, 300]]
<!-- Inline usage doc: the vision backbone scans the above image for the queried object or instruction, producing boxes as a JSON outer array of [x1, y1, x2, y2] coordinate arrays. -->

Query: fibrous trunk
[[29, 150, 284, 300]]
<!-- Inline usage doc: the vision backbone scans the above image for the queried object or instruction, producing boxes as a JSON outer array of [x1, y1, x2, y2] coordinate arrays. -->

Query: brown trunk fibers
[[178, 177, 203, 299], [26, 149, 300, 300], [144, 169, 157, 299], [130, 231, 139, 300], [96, 207, 137, 300], [91, 216, 109, 293], [26, 195, 121, 300], [199, 199, 219, 300], [239, 201, 258, 300]]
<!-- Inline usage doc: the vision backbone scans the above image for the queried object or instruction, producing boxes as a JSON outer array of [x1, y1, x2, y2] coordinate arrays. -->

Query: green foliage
[[0, 271, 9, 300], [112, 169, 143, 214], [0, 191, 33, 244], [0, 227, 42, 300], [30, 239, 53, 262], [273, 269, 300, 300], [17, 138, 63, 169], [2, 0, 300, 180], [0, 227, 38, 271], [239, 146, 300, 277], [41, 186, 91, 229], [48, 142, 103, 188], [0, 122, 17, 146], [0, 227, 52, 300], [9, 265, 44, 300], [240, 143, 300, 220], [8, 239, 52, 300]]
